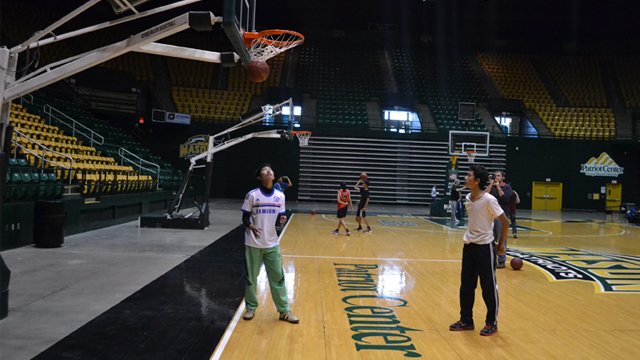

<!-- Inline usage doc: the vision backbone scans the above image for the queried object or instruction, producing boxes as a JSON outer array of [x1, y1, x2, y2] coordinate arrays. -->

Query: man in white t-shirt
[[450, 164, 508, 336], [241, 164, 298, 324]]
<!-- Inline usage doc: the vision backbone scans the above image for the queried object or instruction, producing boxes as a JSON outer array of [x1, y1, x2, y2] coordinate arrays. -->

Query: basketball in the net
[[510, 257, 524, 270], [246, 60, 270, 83]]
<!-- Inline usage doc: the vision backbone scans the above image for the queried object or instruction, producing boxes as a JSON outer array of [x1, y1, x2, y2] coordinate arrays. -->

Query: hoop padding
[[292, 131, 312, 147], [465, 150, 476, 163], [244, 29, 305, 62]]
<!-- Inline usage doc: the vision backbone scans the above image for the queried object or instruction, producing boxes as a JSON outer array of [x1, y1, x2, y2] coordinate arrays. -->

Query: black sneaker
[[449, 321, 474, 331], [365, 227, 372, 233], [496, 261, 506, 269], [513, 233, 518, 238], [356, 227, 363, 232], [480, 324, 498, 336], [346, 230, 351, 236]]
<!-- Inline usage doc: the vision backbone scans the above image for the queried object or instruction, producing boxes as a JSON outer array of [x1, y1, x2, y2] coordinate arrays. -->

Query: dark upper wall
[[506, 138, 639, 210], [2, 0, 640, 53]]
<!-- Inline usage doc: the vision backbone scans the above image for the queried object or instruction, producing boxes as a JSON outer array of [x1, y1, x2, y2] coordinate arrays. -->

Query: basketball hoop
[[465, 150, 476, 163], [291, 131, 312, 147], [243, 29, 305, 62]]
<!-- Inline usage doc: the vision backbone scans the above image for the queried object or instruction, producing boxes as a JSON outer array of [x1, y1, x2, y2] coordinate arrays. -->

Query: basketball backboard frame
[[458, 102, 476, 121], [106, 0, 152, 14], [448, 130, 490, 157], [222, 0, 253, 65]]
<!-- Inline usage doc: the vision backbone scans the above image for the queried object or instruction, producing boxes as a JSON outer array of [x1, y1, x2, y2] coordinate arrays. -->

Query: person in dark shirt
[[450, 181, 464, 223], [485, 171, 513, 268], [354, 173, 371, 233], [274, 176, 292, 192], [509, 190, 520, 238]]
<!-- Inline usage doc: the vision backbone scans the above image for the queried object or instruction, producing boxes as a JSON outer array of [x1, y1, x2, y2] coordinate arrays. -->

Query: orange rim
[[291, 131, 312, 136], [243, 29, 305, 49], [242, 31, 260, 48]]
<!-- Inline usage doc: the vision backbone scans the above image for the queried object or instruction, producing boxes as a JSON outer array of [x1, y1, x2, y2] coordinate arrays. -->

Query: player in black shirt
[[354, 173, 371, 233]]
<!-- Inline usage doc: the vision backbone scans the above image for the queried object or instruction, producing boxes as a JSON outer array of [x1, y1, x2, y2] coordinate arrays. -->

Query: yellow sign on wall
[[179, 135, 209, 159]]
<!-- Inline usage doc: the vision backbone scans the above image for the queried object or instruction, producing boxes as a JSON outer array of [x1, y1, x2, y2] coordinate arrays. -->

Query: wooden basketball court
[[215, 212, 640, 359]]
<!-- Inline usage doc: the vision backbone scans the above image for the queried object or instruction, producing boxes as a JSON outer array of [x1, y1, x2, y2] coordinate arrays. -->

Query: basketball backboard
[[448, 130, 490, 157], [222, 0, 303, 67], [106, 0, 152, 14], [222, 0, 253, 65], [458, 102, 476, 121]]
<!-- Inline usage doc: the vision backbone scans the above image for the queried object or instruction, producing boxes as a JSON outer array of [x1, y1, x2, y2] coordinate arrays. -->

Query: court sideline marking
[[209, 214, 296, 360], [319, 214, 628, 238], [319, 214, 455, 233], [282, 254, 461, 262]]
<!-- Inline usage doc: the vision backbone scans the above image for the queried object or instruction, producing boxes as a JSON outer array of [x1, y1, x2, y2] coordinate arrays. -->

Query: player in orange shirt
[[332, 181, 353, 236]]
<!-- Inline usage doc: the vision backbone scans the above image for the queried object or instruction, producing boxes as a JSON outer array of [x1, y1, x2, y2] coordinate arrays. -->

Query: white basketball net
[[248, 30, 305, 62], [465, 150, 476, 163], [295, 132, 311, 147]]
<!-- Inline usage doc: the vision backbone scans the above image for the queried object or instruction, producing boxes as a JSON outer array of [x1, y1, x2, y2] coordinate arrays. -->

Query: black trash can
[[0, 253, 10, 320], [33, 200, 65, 248]]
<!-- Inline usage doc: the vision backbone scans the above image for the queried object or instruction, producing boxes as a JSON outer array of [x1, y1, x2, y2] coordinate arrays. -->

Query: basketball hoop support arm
[[166, 99, 293, 216], [0, 9, 247, 152], [2, 12, 227, 104], [169, 129, 286, 216], [189, 98, 294, 167], [10, 0, 204, 54]]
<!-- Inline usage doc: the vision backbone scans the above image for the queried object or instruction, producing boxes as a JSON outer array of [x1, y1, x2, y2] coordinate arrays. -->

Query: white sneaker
[[243, 309, 255, 320], [279, 312, 299, 324]]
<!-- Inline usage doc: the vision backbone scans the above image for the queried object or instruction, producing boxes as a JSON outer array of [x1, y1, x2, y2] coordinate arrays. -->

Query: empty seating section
[[169, 54, 284, 122], [4, 158, 63, 202], [540, 56, 607, 107], [172, 88, 251, 122], [390, 50, 487, 131], [36, 95, 182, 192], [164, 30, 227, 53], [478, 53, 615, 139], [316, 96, 368, 128], [536, 106, 615, 139], [0, 5, 74, 64], [168, 58, 215, 88], [478, 54, 555, 109], [102, 53, 153, 82], [614, 56, 640, 108], [9, 103, 157, 196], [297, 46, 382, 128]]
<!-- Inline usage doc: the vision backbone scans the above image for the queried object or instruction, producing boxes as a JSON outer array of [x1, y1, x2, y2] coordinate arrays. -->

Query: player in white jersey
[[241, 164, 298, 324], [450, 164, 508, 336]]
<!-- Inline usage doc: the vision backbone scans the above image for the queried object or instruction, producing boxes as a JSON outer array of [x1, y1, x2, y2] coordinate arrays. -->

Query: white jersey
[[463, 192, 504, 245], [242, 187, 286, 248]]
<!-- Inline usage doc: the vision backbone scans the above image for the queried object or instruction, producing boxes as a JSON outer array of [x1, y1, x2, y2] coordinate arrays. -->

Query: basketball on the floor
[[510, 257, 524, 270], [246, 60, 270, 83], [310, 209, 317, 215]]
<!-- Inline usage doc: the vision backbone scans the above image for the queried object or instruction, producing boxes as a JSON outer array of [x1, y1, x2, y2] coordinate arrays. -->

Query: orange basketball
[[510, 257, 524, 270], [246, 60, 270, 83]]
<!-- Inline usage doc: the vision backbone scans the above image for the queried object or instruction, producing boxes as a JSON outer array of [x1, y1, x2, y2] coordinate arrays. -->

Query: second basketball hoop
[[291, 130, 312, 147], [465, 150, 476, 163]]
